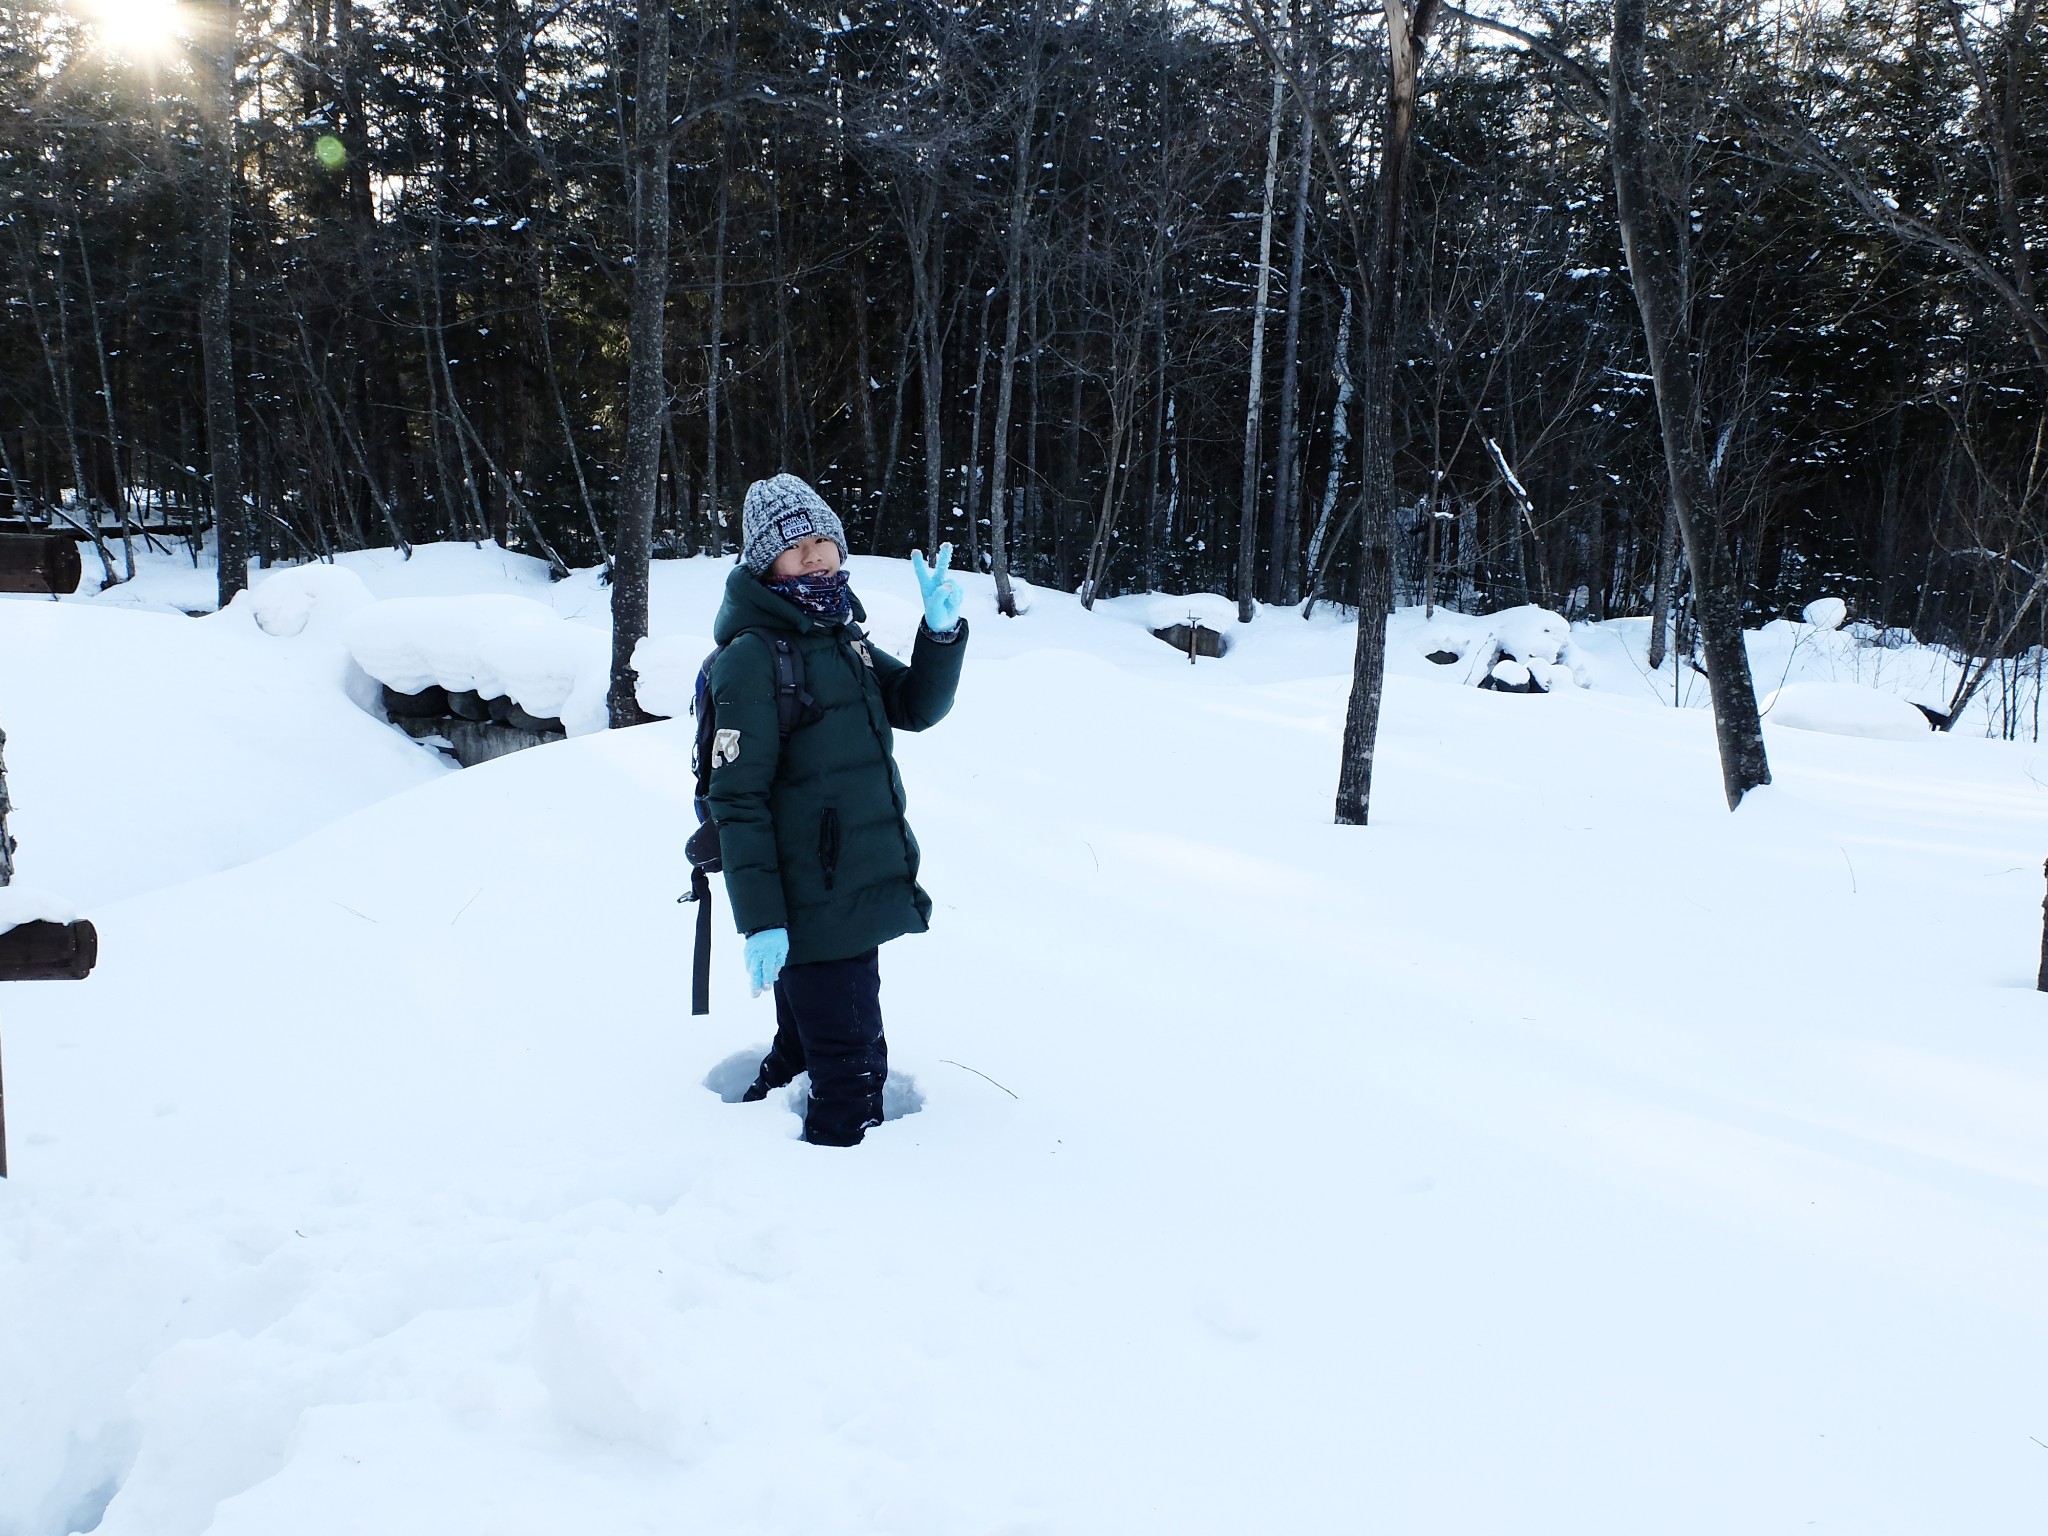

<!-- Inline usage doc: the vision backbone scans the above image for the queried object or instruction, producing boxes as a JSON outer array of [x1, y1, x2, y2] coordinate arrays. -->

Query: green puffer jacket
[[705, 562, 967, 965]]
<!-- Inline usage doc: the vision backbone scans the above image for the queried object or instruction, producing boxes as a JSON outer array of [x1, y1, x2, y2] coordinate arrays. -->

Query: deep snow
[[3, 544, 2047, 1534]]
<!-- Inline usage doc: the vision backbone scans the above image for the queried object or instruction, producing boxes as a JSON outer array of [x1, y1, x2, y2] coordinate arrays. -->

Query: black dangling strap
[[689, 865, 713, 1016]]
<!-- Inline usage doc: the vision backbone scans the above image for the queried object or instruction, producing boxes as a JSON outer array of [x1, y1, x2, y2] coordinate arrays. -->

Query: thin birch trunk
[[915, 212, 946, 554], [1301, 288, 1354, 619], [703, 153, 731, 545], [851, 258, 879, 510], [870, 316, 912, 555], [74, 217, 134, 580], [964, 283, 994, 572], [537, 300, 608, 566], [1236, 65, 1286, 624], [985, 105, 1033, 618], [1268, 99, 1315, 606], [13, 229, 116, 586]]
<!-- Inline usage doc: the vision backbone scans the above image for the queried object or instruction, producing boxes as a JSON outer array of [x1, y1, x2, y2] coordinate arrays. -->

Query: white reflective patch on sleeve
[[712, 728, 742, 767]]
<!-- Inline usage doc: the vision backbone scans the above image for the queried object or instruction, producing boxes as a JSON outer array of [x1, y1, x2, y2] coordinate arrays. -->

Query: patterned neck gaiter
[[766, 569, 853, 622]]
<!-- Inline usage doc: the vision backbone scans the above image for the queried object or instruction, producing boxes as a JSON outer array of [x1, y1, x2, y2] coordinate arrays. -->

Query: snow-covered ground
[[4, 544, 2047, 1534]]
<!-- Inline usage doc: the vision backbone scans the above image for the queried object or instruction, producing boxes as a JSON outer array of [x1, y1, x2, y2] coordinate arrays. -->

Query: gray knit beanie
[[740, 475, 849, 576]]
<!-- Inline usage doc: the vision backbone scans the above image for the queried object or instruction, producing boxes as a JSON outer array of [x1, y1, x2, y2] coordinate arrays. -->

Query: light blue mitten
[[912, 543, 964, 635], [744, 928, 789, 996]]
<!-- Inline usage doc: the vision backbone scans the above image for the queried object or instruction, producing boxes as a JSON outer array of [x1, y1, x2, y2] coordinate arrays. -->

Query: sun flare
[[82, 0, 187, 58]]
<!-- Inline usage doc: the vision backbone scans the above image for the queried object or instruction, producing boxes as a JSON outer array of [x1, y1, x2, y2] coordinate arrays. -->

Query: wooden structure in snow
[[382, 684, 567, 767], [0, 533, 82, 596]]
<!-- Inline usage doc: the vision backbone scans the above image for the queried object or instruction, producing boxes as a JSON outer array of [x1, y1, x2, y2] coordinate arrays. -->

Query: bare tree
[[1608, 0, 1769, 806], [1439, 0, 1772, 806], [1248, 0, 1441, 823], [199, 0, 248, 609], [1235, 62, 1287, 623], [1300, 285, 1353, 617], [985, 36, 1045, 621], [1268, 41, 1318, 606], [607, 0, 671, 728]]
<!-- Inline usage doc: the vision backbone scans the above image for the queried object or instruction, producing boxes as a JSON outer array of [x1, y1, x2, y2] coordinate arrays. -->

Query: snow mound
[[1146, 593, 1237, 632], [241, 564, 375, 638], [1803, 597, 1849, 631], [1492, 605, 1574, 667], [1761, 681, 1932, 740], [630, 633, 713, 721], [1411, 604, 1585, 689], [342, 596, 611, 733], [0, 885, 78, 934]]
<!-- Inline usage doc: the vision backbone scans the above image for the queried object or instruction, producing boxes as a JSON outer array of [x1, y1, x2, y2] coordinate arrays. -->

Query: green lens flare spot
[[314, 135, 346, 171]]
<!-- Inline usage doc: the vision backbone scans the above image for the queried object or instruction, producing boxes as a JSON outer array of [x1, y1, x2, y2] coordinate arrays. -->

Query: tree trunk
[[200, 0, 248, 609], [850, 257, 880, 514], [608, 0, 670, 729], [1144, 284, 1169, 592], [985, 107, 1033, 618], [870, 309, 912, 555], [74, 221, 134, 581], [964, 282, 994, 573], [706, 161, 730, 549], [1609, 0, 1769, 808], [1236, 66, 1286, 624], [1268, 100, 1315, 606], [1646, 498, 1678, 670], [704, 4, 736, 549], [914, 209, 946, 555], [1301, 288, 1354, 618], [1334, 0, 1433, 826], [13, 226, 116, 588]]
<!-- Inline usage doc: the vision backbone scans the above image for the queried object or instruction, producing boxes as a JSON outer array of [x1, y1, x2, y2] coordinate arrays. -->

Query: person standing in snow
[[706, 474, 967, 1146]]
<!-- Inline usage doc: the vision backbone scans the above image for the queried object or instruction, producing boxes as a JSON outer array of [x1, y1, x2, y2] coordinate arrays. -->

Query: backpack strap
[[736, 628, 816, 738]]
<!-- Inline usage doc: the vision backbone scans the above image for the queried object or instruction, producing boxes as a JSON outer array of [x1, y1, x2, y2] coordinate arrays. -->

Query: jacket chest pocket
[[818, 807, 842, 891]]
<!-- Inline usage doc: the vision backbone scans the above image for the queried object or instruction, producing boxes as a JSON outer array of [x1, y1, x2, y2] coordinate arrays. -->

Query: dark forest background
[[3, 0, 2044, 654]]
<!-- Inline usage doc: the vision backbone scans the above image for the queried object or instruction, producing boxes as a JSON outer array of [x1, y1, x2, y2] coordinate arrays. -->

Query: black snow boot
[[740, 1046, 803, 1102], [741, 993, 808, 1101]]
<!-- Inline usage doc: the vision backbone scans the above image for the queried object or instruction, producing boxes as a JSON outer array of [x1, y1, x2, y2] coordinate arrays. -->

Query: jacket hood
[[711, 560, 868, 644]]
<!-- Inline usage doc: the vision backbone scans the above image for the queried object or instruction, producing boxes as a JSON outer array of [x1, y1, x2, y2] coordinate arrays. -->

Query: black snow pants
[[757, 947, 887, 1147]]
